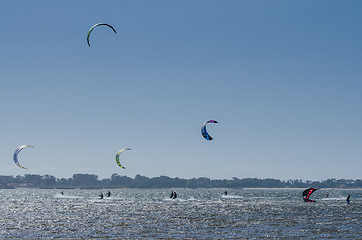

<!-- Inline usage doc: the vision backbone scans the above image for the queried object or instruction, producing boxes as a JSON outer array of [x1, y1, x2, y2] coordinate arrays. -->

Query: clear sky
[[1, 1, 361, 181]]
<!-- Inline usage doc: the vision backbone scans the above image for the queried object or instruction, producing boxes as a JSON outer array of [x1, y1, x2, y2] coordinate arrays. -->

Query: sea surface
[[0, 188, 361, 239]]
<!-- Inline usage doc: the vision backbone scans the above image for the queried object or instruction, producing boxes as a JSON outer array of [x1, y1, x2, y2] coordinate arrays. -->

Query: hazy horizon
[[1, 172, 361, 183]]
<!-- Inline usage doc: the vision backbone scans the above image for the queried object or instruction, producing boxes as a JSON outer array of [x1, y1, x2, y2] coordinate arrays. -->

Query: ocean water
[[0, 188, 361, 239]]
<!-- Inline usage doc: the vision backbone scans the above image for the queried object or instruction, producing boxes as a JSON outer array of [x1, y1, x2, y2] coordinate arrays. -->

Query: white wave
[[54, 193, 84, 199], [221, 195, 243, 199], [320, 197, 347, 201], [163, 198, 189, 202], [103, 196, 123, 200]]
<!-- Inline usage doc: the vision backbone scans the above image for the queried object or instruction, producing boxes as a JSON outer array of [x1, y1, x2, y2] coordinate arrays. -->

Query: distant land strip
[[1, 174, 361, 189]]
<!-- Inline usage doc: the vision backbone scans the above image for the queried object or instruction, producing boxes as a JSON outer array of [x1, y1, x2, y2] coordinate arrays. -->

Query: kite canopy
[[13, 145, 34, 169], [303, 188, 318, 202], [87, 23, 117, 47], [115, 148, 131, 169], [201, 120, 218, 141]]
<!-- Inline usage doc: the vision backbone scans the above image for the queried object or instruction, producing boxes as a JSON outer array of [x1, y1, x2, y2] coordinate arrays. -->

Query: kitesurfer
[[99, 193, 104, 199], [224, 191, 228, 196], [61, 191, 64, 195], [347, 195, 350, 204], [169, 191, 177, 199], [107, 191, 111, 197]]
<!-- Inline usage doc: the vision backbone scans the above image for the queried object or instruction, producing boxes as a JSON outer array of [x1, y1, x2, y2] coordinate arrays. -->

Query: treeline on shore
[[0, 174, 361, 189]]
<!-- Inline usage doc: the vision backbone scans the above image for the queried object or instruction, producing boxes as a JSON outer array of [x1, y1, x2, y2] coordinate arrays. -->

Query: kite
[[115, 148, 131, 169], [13, 145, 34, 169], [201, 120, 218, 141], [303, 188, 318, 202], [87, 23, 117, 47]]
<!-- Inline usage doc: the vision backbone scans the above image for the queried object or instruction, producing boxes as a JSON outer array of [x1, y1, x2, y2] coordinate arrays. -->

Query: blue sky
[[1, 1, 361, 181]]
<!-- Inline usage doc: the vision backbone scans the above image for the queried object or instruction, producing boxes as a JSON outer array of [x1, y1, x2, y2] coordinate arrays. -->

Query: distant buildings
[[6, 183, 34, 188]]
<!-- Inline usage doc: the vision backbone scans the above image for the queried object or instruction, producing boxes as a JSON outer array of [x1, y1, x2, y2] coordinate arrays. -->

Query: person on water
[[224, 191, 228, 196], [347, 195, 350, 204], [107, 191, 111, 197], [325, 192, 329, 198], [169, 191, 177, 199], [99, 193, 104, 199], [61, 191, 64, 195]]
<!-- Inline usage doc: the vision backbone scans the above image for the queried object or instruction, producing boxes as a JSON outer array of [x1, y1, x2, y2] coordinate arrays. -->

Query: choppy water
[[0, 188, 361, 239]]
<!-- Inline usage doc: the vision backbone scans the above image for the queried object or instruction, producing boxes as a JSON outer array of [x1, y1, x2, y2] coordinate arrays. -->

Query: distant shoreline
[[1, 174, 361, 189]]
